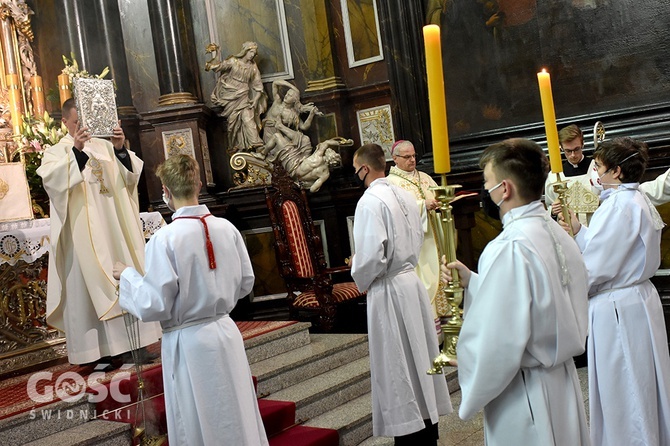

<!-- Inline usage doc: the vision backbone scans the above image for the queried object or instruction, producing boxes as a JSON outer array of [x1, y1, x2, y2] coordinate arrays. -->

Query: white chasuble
[[387, 166, 448, 320], [37, 134, 160, 364]]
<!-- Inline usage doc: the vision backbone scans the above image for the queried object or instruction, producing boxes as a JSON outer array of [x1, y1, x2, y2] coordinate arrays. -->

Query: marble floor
[[362, 367, 589, 446], [437, 367, 589, 446]]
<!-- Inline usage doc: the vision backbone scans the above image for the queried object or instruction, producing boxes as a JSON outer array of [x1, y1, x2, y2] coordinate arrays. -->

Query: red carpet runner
[[0, 320, 339, 446]]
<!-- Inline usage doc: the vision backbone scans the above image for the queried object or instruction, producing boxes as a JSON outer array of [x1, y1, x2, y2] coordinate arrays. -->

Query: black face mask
[[354, 166, 368, 188], [481, 185, 500, 220]]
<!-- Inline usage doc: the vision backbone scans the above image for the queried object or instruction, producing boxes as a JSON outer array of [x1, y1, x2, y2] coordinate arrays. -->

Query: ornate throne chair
[[264, 163, 365, 331]]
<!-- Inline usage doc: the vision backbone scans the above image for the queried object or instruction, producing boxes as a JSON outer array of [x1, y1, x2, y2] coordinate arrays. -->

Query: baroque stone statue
[[205, 42, 267, 154], [263, 80, 349, 192]]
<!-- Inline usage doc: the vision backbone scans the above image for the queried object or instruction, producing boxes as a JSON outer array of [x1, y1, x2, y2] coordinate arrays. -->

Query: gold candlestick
[[552, 172, 573, 237], [427, 174, 464, 375]]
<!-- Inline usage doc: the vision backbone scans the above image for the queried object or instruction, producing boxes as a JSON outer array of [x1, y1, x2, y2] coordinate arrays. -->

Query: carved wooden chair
[[264, 163, 364, 331]]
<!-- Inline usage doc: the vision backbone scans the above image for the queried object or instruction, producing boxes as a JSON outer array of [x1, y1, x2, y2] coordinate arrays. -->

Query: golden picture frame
[[73, 77, 118, 138]]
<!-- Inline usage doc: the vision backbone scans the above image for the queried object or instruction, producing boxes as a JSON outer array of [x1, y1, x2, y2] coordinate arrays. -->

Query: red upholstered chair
[[264, 163, 364, 331]]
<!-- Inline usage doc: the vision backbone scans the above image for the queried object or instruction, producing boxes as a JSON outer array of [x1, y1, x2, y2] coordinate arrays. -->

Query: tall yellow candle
[[58, 73, 72, 106], [30, 75, 45, 117], [423, 24, 450, 174], [537, 69, 562, 173], [6, 73, 22, 135]]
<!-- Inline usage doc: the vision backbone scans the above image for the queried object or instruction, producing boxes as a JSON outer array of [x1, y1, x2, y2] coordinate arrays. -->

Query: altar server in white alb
[[561, 137, 670, 446], [351, 143, 452, 445], [386, 139, 447, 335], [37, 98, 160, 365], [444, 139, 590, 445], [113, 155, 268, 446]]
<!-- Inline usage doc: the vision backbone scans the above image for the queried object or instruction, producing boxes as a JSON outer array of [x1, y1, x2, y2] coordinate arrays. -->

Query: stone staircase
[[0, 321, 458, 445]]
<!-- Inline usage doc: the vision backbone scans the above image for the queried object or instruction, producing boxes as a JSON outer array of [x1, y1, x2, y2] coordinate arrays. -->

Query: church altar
[[0, 212, 164, 375]]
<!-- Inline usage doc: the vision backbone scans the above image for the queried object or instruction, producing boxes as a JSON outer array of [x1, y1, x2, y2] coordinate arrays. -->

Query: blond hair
[[155, 155, 200, 199]]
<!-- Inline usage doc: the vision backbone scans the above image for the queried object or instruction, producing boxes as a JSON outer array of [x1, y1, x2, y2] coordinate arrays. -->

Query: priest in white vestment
[[562, 137, 670, 446], [114, 155, 268, 446], [387, 140, 447, 334], [446, 139, 590, 446], [640, 167, 670, 205], [37, 98, 160, 365], [351, 144, 452, 444]]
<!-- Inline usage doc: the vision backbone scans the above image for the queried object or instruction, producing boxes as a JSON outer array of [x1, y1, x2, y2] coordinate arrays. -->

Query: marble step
[[314, 365, 458, 446], [23, 419, 132, 446], [304, 392, 373, 446], [0, 399, 94, 445], [356, 435, 393, 446], [244, 321, 312, 364], [268, 355, 371, 423], [250, 333, 368, 397]]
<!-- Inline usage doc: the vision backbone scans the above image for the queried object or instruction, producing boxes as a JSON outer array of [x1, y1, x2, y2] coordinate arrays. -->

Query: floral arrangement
[[14, 111, 66, 216], [61, 53, 109, 83]]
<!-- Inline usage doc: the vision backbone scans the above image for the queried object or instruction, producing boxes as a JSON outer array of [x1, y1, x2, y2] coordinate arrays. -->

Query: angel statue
[[263, 80, 350, 192], [205, 42, 267, 154]]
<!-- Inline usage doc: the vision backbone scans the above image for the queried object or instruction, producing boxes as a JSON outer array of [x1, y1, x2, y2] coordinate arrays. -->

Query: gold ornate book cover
[[72, 78, 118, 137]]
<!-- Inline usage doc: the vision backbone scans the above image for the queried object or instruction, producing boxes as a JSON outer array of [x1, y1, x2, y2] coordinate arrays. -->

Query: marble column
[[147, 0, 200, 106], [377, 0, 432, 157], [58, 0, 135, 113], [297, 0, 345, 92]]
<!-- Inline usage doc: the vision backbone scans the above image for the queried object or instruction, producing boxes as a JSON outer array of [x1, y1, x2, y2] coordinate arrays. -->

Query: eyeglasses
[[562, 146, 583, 155], [395, 154, 417, 160]]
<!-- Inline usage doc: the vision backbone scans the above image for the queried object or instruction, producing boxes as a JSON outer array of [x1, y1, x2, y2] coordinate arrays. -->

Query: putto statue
[[206, 45, 349, 192], [263, 80, 349, 192], [205, 42, 267, 154]]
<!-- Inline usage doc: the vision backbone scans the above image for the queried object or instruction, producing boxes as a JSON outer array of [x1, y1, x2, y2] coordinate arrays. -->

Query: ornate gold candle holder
[[551, 172, 573, 237], [427, 175, 464, 375]]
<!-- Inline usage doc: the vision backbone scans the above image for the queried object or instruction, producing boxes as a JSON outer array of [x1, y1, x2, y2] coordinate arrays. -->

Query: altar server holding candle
[[443, 139, 591, 446], [561, 138, 670, 446]]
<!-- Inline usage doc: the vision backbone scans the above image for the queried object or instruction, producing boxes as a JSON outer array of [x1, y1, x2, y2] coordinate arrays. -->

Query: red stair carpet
[[0, 321, 295, 420], [0, 320, 338, 445], [94, 362, 339, 446]]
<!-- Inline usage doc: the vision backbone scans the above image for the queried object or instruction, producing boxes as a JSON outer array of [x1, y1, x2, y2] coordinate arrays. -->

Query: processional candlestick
[[537, 69, 573, 235], [423, 24, 462, 374], [427, 175, 464, 374]]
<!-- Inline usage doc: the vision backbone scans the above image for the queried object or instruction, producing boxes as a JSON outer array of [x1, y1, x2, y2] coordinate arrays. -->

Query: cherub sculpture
[[263, 80, 348, 192]]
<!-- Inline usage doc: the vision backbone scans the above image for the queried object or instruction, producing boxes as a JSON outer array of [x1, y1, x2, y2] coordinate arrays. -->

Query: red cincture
[[173, 214, 217, 269]]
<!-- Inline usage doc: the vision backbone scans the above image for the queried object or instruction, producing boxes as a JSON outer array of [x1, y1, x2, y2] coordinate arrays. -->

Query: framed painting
[[341, 0, 384, 68], [356, 104, 395, 160], [204, 0, 294, 82], [435, 1, 670, 138], [162, 128, 196, 160]]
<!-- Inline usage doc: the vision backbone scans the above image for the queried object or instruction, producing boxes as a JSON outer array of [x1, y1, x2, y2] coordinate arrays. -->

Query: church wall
[[417, 0, 670, 188], [23, 1, 670, 323]]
